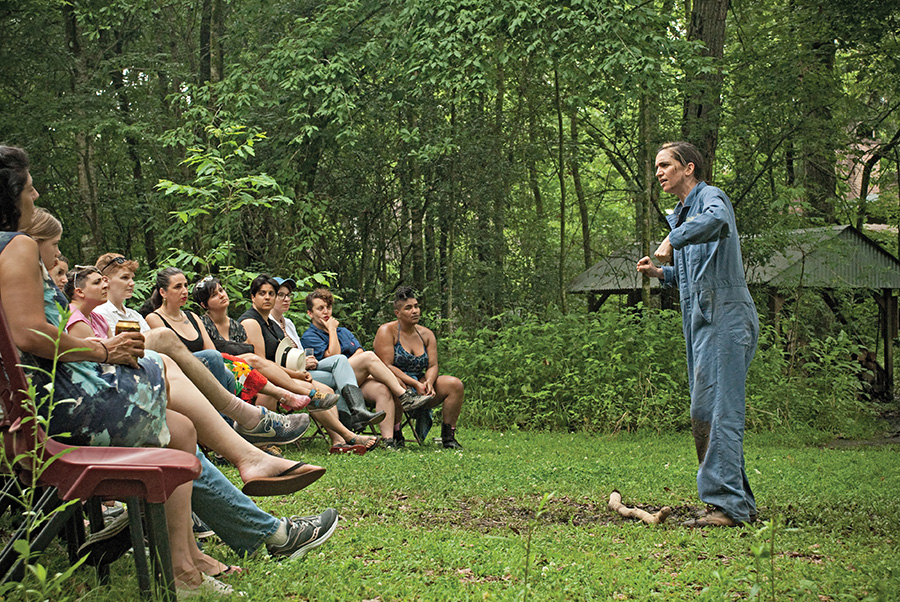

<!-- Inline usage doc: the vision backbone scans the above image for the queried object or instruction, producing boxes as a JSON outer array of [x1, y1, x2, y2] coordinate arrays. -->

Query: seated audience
[[1, 145, 235, 595], [20, 188, 338, 568], [374, 286, 464, 449], [143, 267, 316, 447], [301, 288, 435, 445], [270, 276, 390, 436], [197, 274, 379, 453]]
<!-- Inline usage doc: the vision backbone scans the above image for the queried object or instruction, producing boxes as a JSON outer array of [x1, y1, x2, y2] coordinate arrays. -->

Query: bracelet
[[98, 341, 109, 363]]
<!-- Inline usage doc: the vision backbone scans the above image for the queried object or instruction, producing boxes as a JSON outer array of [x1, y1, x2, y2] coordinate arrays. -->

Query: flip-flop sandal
[[211, 565, 244, 579], [329, 443, 366, 455], [348, 435, 380, 451], [241, 462, 326, 496]]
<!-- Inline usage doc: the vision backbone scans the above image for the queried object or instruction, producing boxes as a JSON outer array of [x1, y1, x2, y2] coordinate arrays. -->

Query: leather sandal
[[348, 435, 380, 451], [329, 443, 366, 455]]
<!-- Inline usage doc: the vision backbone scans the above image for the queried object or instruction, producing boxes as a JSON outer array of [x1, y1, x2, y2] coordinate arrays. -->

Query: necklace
[[160, 308, 186, 323]]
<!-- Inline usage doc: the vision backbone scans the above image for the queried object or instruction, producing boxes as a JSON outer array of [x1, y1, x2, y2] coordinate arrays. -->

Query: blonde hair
[[23, 207, 62, 241]]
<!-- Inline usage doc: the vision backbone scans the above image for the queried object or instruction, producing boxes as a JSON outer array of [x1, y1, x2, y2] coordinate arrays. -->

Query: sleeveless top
[[238, 307, 284, 362], [394, 323, 429, 379], [152, 310, 205, 353], [0, 231, 169, 448], [201, 314, 248, 344]]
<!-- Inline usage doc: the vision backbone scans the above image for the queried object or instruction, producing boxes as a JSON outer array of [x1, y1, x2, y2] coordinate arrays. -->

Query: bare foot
[[236, 452, 323, 483], [190, 547, 228, 576], [349, 434, 379, 450]]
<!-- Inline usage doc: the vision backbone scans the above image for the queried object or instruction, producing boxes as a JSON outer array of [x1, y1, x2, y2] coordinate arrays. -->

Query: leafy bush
[[440, 309, 879, 435]]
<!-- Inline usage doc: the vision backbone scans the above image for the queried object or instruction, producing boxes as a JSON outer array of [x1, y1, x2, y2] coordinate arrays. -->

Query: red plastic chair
[[0, 300, 201, 601]]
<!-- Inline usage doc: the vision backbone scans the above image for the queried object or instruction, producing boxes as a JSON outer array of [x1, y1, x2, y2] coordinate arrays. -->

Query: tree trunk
[[63, 4, 101, 250], [800, 39, 838, 221], [570, 110, 591, 271], [639, 93, 656, 308], [554, 67, 568, 313], [856, 127, 900, 230], [681, 0, 728, 182]]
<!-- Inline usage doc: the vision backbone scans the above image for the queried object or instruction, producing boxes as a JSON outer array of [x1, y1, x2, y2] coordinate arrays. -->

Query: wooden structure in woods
[[569, 225, 900, 393]]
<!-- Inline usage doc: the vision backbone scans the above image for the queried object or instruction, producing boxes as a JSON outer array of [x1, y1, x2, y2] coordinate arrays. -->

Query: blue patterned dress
[[1, 232, 170, 447]]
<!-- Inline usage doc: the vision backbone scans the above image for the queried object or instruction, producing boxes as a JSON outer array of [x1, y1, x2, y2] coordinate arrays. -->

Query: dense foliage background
[[3, 0, 899, 433]]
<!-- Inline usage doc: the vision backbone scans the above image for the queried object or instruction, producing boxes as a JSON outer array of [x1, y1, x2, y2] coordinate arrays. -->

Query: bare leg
[[145, 329, 263, 429], [163, 410, 205, 589], [162, 355, 323, 483], [360, 379, 397, 439], [432, 375, 464, 426], [313, 406, 378, 448], [348, 351, 407, 396]]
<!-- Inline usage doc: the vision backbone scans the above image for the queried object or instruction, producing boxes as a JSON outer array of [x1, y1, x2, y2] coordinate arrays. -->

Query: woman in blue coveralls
[[636, 141, 759, 527]]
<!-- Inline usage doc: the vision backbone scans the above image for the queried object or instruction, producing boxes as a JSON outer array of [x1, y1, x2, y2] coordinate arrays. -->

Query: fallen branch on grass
[[608, 491, 671, 525]]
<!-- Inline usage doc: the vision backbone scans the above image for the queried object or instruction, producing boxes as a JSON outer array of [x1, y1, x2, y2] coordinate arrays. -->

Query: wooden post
[[885, 289, 896, 395]]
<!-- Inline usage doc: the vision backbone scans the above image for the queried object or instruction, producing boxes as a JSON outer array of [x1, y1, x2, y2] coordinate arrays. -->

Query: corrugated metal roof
[[569, 225, 900, 293]]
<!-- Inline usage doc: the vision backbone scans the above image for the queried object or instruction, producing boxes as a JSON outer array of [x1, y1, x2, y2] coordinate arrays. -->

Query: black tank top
[[153, 310, 205, 353], [238, 307, 284, 362]]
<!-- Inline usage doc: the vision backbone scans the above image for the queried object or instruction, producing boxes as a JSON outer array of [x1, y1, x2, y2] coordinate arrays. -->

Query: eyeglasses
[[99, 256, 128, 273], [276, 292, 293, 300]]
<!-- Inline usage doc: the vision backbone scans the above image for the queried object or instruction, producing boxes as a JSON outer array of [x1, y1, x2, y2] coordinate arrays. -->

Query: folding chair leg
[[84, 498, 110, 584], [0, 486, 58, 580], [141, 499, 176, 602], [404, 413, 425, 445], [124, 496, 153, 599], [0, 476, 21, 517], [2, 488, 77, 585]]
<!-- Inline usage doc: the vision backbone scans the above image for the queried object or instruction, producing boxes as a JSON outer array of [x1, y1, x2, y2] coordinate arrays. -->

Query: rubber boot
[[342, 384, 386, 430], [441, 422, 462, 450]]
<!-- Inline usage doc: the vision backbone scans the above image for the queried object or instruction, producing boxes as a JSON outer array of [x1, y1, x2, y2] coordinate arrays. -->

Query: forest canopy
[[3, 0, 899, 332]]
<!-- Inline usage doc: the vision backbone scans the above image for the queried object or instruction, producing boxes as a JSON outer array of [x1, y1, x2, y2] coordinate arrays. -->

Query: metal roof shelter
[[569, 225, 900, 392]]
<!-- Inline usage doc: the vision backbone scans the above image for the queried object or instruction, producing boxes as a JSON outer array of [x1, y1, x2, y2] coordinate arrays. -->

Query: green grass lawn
[[6, 428, 900, 601]]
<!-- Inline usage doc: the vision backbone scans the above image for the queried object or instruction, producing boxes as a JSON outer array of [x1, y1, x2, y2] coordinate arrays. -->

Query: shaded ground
[[824, 407, 900, 448]]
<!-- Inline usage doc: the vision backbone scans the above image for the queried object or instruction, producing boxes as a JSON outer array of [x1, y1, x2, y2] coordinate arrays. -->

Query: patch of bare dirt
[[396, 494, 707, 532]]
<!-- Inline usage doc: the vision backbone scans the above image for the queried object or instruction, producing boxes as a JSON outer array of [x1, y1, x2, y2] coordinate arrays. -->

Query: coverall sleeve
[[668, 193, 731, 250]]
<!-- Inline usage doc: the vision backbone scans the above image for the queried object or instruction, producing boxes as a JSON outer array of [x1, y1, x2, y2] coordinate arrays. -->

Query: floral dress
[[1, 231, 170, 447]]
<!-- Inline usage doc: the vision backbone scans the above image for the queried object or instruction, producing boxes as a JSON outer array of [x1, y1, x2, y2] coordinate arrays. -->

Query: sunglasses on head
[[194, 275, 215, 290], [69, 265, 102, 288], [99, 256, 128, 273]]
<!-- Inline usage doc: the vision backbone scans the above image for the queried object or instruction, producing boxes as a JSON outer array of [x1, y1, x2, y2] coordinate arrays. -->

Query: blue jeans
[[309, 353, 358, 414], [193, 349, 237, 395], [191, 450, 280, 556]]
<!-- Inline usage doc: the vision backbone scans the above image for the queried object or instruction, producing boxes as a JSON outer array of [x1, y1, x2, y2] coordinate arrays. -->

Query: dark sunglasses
[[99, 256, 129, 273]]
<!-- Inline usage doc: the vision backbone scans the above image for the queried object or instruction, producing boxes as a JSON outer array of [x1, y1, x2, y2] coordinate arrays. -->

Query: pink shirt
[[66, 305, 110, 339]]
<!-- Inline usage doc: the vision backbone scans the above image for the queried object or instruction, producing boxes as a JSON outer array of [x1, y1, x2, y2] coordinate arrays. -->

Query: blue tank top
[[393, 324, 428, 379]]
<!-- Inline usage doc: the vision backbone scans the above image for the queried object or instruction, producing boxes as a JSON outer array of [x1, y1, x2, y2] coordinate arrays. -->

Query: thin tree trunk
[[199, 0, 212, 85], [63, 4, 101, 249], [640, 94, 656, 307], [554, 67, 568, 313], [570, 110, 591, 271]]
